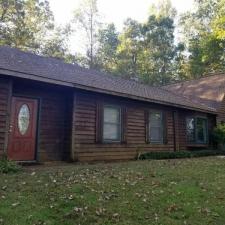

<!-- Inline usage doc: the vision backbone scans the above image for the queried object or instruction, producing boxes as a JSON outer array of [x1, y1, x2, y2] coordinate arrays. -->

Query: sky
[[48, 0, 194, 53]]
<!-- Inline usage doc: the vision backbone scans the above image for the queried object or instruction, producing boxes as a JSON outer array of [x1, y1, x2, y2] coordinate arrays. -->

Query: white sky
[[48, 0, 194, 53]]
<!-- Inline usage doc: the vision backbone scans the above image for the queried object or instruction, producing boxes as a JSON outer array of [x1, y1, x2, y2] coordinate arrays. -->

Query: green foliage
[[139, 14, 177, 85], [116, 18, 142, 79], [139, 150, 225, 160], [89, 0, 225, 83], [0, 0, 53, 51], [97, 0, 182, 85], [213, 124, 225, 145], [0, 0, 71, 61], [1, 0, 225, 84], [0, 156, 21, 174], [179, 0, 225, 78], [72, 0, 101, 68], [96, 23, 119, 73]]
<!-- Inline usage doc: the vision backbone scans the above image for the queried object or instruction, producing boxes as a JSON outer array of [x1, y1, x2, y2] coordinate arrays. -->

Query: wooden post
[[71, 92, 77, 161], [172, 110, 180, 152]]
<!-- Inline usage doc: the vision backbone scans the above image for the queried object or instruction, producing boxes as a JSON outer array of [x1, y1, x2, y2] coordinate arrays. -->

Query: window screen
[[149, 111, 164, 143], [103, 106, 121, 142]]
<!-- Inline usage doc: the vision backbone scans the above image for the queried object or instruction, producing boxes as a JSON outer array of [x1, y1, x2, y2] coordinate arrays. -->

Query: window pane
[[149, 111, 163, 143], [103, 106, 121, 142], [186, 118, 195, 143], [150, 112, 162, 127], [104, 107, 120, 123], [150, 127, 162, 142], [18, 104, 30, 135], [196, 118, 207, 143], [103, 124, 120, 141]]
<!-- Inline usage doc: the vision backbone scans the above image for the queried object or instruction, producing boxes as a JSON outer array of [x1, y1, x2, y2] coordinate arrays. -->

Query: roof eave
[[0, 68, 217, 115]]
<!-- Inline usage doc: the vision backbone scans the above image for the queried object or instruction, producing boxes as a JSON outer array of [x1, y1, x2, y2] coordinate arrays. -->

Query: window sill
[[187, 143, 208, 147], [102, 141, 123, 144], [147, 142, 165, 145]]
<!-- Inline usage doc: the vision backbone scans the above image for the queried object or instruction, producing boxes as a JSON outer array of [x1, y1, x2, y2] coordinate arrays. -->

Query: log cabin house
[[0, 46, 220, 162]]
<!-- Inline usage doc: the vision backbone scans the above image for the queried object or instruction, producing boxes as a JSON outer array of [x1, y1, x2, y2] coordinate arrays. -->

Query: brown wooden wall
[[217, 95, 225, 124], [0, 77, 11, 157], [72, 91, 216, 162], [0, 75, 217, 162], [13, 79, 73, 161]]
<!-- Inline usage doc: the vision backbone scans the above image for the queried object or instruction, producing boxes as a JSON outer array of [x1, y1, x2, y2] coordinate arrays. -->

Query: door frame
[[7, 95, 41, 162]]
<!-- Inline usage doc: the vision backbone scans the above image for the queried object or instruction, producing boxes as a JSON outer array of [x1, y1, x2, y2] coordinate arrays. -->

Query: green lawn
[[1, 158, 225, 225]]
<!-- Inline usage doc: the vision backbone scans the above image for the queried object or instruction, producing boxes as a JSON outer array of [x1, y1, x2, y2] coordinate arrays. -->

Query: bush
[[138, 150, 225, 160], [213, 124, 225, 149], [0, 156, 21, 174]]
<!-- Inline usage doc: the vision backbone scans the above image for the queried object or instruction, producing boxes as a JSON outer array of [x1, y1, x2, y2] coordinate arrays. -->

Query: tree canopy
[[1, 0, 225, 85]]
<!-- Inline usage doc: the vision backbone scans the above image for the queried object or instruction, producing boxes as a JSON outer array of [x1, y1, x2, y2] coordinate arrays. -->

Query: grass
[[1, 157, 225, 225]]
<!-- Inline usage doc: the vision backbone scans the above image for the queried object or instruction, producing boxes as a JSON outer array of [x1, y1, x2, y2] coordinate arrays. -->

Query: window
[[186, 117, 208, 144], [18, 104, 30, 135], [186, 117, 195, 143], [103, 105, 121, 142], [196, 117, 207, 143], [149, 111, 164, 143]]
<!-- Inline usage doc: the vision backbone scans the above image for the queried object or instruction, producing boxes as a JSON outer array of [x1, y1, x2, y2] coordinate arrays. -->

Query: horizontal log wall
[[13, 79, 73, 161], [217, 95, 225, 124], [1, 76, 217, 162], [73, 92, 176, 162], [0, 77, 11, 157], [73, 91, 216, 162]]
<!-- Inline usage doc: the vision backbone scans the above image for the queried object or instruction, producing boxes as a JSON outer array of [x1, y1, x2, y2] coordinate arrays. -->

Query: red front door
[[8, 97, 38, 161]]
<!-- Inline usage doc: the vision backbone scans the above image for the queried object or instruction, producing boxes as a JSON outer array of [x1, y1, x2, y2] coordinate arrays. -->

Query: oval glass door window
[[18, 104, 30, 135]]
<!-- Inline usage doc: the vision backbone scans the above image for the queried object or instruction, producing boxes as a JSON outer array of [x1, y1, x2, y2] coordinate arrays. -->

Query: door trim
[[8, 95, 40, 161]]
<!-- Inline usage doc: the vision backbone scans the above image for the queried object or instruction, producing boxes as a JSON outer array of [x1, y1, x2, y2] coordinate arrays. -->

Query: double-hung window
[[149, 111, 164, 143], [103, 105, 121, 142], [186, 117, 208, 144]]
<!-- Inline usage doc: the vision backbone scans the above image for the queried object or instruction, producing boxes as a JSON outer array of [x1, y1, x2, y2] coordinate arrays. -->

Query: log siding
[[0, 77, 12, 157], [72, 91, 214, 162], [12, 79, 73, 161], [0, 76, 216, 162]]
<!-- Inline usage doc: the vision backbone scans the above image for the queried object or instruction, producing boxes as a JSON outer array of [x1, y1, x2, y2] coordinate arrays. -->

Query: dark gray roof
[[0, 46, 216, 113]]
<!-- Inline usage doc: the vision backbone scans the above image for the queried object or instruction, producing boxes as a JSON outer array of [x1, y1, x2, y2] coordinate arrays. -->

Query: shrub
[[213, 124, 225, 146], [138, 150, 225, 160], [0, 155, 21, 174], [138, 151, 191, 160]]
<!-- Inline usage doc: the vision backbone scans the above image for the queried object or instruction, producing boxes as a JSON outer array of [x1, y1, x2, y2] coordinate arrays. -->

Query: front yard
[[1, 158, 225, 225]]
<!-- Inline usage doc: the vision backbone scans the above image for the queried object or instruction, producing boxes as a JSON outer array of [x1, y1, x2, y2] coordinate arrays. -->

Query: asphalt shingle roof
[[0, 46, 216, 113], [164, 74, 225, 111]]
